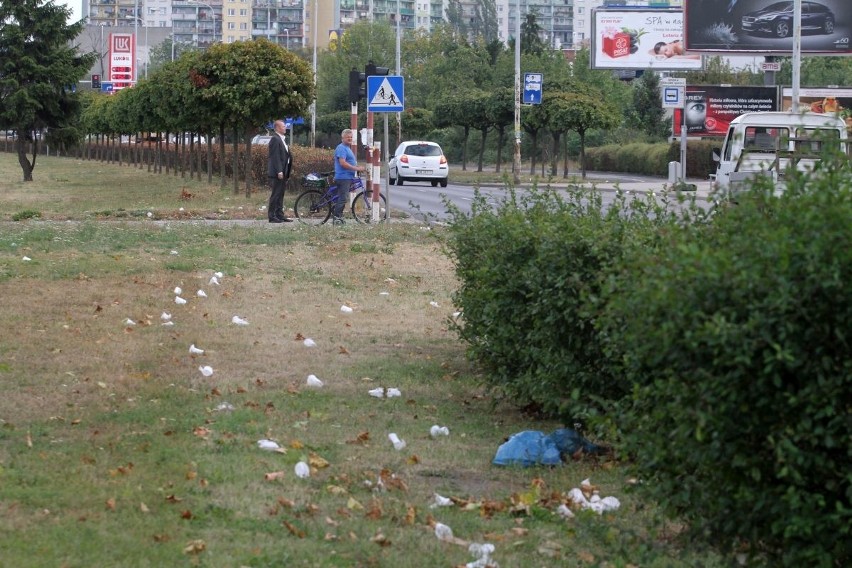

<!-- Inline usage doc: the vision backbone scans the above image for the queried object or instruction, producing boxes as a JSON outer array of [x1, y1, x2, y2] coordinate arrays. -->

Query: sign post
[[523, 73, 543, 105], [661, 77, 687, 184], [367, 76, 404, 222]]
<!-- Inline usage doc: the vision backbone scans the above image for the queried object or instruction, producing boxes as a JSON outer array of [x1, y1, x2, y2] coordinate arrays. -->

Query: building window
[[227, 9, 234, 15], [240, 9, 247, 16], [240, 22, 247, 30], [228, 22, 235, 30]]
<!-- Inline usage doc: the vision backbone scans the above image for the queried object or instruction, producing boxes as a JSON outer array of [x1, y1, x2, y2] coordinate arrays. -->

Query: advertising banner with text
[[684, 0, 852, 54], [673, 85, 779, 136], [591, 9, 703, 71], [109, 33, 135, 90]]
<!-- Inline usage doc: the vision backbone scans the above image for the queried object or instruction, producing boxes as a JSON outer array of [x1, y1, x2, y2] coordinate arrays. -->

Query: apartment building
[[82, 0, 615, 51]]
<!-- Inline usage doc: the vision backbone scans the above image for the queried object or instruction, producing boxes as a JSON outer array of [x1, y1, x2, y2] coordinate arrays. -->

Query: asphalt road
[[382, 173, 714, 222]]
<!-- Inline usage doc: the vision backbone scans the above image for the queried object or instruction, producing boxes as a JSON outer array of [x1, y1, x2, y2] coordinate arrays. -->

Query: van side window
[[723, 127, 736, 161], [797, 128, 840, 153], [744, 127, 788, 152]]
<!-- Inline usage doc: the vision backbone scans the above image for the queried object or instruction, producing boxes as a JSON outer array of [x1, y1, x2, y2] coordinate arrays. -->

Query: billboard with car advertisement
[[684, 0, 852, 53], [591, 9, 704, 70], [672, 85, 780, 136]]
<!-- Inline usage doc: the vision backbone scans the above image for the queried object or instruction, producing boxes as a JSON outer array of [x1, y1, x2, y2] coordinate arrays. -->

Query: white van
[[712, 111, 848, 193]]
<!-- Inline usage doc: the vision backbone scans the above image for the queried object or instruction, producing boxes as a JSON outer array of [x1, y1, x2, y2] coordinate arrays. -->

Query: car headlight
[[756, 14, 778, 21]]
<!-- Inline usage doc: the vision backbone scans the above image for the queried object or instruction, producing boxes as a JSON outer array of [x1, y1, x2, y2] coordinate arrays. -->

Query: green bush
[[603, 168, 852, 565], [442, 185, 691, 426], [585, 140, 718, 178], [12, 210, 41, 221]]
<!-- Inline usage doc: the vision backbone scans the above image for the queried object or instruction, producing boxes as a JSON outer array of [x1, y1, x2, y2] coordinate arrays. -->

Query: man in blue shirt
[[333, 129, 365, 224]]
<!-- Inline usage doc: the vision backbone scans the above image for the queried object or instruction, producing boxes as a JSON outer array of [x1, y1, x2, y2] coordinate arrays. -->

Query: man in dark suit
[[267, 119, 293, 223]]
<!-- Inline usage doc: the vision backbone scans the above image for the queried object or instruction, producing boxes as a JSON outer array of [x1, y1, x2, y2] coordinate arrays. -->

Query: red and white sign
[[109, 33, 135, 89]]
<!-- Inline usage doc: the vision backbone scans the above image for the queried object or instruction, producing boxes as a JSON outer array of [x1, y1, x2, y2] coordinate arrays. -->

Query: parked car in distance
[[388, 141, 449, 187], [741, 1, 834, 38]]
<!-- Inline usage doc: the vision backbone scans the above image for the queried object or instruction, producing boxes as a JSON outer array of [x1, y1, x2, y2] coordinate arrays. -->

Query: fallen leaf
[[346, 431, 370, 445], [370, 532, 391, 547], [140, 503, 150, 513], [338, 346, 350, 355], [165, 495, 183, 503], [365, 499, 383, 520], [538, 540, 564, 559], [295, 333, 305, 340], [347, 497, 364, 510], [309, 452, 330, 469], [404, 505, 416, 525], [290, 440, 303, 450], [327, 485, 348, 496], [152, 534, 170, 542], [183, 540, 206, 554], [181, 510, 193, 520], [283, 520, 306, 538], [105, 498, 116, 510], [511, 527, 529, 536], [278, 497, 295, 508], [264, 471, 286, 481], [406, 454, 421, 465], [325, 516, 340, 527]]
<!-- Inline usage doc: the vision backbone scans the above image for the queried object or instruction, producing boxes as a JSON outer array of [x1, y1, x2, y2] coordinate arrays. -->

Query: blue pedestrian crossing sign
[[523, 73, 543, 104], [367, 75, 404, 112]]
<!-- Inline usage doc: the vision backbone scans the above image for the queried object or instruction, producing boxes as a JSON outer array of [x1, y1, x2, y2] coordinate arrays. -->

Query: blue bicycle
[[293, 172, 388, 225]]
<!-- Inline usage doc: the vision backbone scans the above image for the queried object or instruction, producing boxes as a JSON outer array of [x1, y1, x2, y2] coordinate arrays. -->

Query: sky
[[57, 0, 82, 23]]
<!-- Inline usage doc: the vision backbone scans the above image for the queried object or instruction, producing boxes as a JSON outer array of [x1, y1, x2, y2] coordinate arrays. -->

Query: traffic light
[[92, 74, 101, 89], [348, 67, 365, 103], [365, 62, 389, 78]]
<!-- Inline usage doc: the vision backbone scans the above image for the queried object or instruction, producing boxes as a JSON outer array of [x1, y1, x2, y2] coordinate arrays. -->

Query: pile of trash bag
[[492, 428, 607, 467]]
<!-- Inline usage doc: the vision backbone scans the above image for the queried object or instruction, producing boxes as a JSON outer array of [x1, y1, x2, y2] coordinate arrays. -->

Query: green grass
[[0, 152, 727, 567]]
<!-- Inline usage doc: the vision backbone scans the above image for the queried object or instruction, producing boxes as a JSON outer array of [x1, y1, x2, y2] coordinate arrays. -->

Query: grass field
[[0, 154, 724, 567]]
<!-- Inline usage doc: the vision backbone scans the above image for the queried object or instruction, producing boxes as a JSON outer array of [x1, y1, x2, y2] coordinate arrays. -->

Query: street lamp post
[[127, 15, 148, 80]]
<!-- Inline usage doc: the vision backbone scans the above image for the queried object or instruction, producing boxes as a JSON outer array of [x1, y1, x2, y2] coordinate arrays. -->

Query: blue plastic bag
[[492, 428, 605, 467]]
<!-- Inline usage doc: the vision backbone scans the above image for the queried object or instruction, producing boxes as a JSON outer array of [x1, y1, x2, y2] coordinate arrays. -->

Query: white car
[[388, 141, 448, 187], [251, 134, 273, 145]]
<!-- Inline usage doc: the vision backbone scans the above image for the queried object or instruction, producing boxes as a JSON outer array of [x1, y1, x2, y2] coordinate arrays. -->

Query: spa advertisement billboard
[[591, 9, 703, 70]]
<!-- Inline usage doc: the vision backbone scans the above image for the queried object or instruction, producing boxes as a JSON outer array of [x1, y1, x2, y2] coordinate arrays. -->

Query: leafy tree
[[519, 12, 548, 56], [627, 71, 669, 140], [553, 93, 620, 178], [148, 38, 196, 75], [0, 0, 96, 180], [680, 55, 763, 86], [190, 39, 314, 196], [471, 0, 499, 44], [776, 56, 852, 87], [486, 88, 514, 172], [444, 0, 468, 39]]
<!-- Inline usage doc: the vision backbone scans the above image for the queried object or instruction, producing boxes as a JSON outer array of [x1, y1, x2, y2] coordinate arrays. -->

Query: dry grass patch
[[0, 155, 725, 566]]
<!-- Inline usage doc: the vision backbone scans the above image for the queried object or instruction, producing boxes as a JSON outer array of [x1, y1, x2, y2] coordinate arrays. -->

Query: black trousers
[[268, 176, 286, 219]]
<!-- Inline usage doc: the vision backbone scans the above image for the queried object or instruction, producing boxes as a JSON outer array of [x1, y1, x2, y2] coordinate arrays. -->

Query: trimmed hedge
[[603, 170, 852, 565], [585, 139, 718, 178], [442, 185, 694, 424], [445, 153, 851, 564]]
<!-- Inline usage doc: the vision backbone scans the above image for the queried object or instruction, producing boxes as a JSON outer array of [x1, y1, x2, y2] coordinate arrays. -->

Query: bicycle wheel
[[351, 190, 388, 224], [294, 189, 332, 224]]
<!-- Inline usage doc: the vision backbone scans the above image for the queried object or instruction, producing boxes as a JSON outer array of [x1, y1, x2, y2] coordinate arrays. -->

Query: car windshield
[[403, 144, 442, 157], [765, 2, 792, 10]]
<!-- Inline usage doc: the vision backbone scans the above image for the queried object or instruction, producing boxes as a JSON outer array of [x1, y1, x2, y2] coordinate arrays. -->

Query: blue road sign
[[100, 82, 114, 93], [367, 76, 404, 112], [523, 73, 543, 105]]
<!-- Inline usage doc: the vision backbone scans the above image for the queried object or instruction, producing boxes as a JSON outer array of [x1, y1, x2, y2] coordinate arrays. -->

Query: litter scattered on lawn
[[303, 338, 316, 347], [368, 387, 402, 398], [388, 433, 406, 451], [294, 461, 310, 478], [340, 305, 353, 313], [430, 425, 450, 438], [257, 439, 281, 451], [231, 316, 249, 326], [189, 344, 204, 355], [198, 365, 213, 377], [196, 290, 207, 298], [174, 287, 182, 295], [306, 374, 323, 388], [430, 493, 453, 508], [124, 318, 136, 326], [175, 296, 187, 305], [160, 312, 172, 322]]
